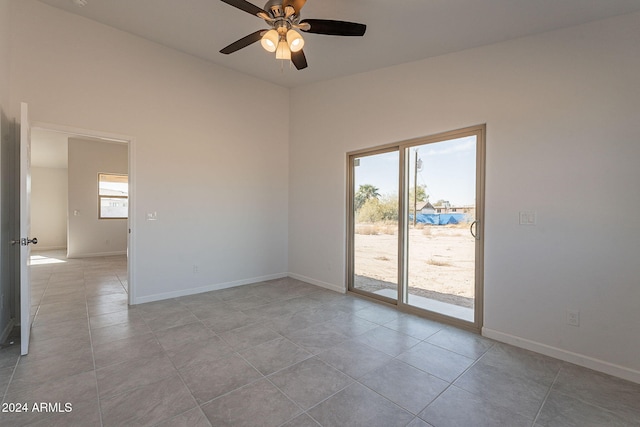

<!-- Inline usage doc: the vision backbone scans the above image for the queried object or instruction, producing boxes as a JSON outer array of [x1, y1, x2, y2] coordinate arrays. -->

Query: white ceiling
[[36, 0, 640, 88]]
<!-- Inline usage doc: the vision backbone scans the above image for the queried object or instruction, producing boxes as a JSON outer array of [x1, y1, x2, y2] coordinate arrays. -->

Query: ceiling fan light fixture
[[218, 0, 367, 70], [275, 39, 291, 60], [260, 29, 279, 52], [286, 29, 304, 52]]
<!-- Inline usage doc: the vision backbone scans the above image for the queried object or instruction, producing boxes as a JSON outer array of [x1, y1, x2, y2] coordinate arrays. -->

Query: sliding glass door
[[348, 126, 485, 330], [349, 149, 399, 303], [405, 136, 478, 323]]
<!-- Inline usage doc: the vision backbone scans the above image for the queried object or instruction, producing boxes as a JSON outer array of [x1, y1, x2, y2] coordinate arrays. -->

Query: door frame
[[30, 121, 136, 305], [346, 124, 485, 333], [346, 146, 401, 307]]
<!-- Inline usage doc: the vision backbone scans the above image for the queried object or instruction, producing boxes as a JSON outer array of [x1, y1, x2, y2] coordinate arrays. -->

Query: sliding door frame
[[347, 124, 486, 333], [346, 145, 400, 306]]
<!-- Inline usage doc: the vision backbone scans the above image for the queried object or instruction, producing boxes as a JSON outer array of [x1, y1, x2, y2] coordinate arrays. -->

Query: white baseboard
[[287, 273, 345, 294], [68, 250, 127, 259], [0, 318, 15, 344], [132, 272, 288, 305], [482, 328, 640, 384]]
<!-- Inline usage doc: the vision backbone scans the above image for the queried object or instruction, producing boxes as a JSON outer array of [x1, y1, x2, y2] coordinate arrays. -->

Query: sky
[[354, 136, 477, 206]]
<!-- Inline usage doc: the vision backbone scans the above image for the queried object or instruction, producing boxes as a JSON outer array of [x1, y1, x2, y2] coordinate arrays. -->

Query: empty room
[[0, 0, 639, 426]]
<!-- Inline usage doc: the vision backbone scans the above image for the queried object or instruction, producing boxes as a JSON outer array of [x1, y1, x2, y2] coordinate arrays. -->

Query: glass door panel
[[350, 150, 399, 302], [405, 136, 477, 321]]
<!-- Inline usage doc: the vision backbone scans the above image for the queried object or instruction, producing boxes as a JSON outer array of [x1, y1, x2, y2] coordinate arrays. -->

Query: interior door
[[19, 102, 34, 355]]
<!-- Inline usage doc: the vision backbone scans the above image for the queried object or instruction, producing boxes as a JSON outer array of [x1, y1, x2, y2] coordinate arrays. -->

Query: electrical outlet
[[193, 265, 199, 274], [567, 309, 580, 326]]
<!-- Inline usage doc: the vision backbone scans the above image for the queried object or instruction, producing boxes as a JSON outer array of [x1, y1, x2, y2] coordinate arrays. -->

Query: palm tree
[[355, 184, 380, 211]]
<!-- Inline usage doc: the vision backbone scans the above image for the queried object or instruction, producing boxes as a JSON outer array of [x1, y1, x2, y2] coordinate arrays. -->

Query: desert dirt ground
[[354, 223, 475, 308]]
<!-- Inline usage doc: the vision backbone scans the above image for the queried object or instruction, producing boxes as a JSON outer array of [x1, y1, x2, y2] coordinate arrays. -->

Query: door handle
[[470, 221, 479, 240], [11, 237, 38, 246]]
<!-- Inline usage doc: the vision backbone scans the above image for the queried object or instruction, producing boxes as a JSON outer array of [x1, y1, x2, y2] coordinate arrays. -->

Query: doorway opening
[[30, 123, 134, 304], [347, 125, 485, 331]]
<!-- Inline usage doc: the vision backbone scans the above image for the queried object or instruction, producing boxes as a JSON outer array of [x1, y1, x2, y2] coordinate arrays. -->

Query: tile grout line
[[145, 309, 219, 425], [185, 300, 347, 425], [0, 264, 54, 405], [256, 313, 476, 423], [28, 265, 53, 339], [16, 262, 90, 425], [71, 257, 130, 424], [284, 377, 353, 425], [0, 349, 22, 405], [85, 265, 105, 427], [0, 267, 51, 406], [91, 297, 235, 415], [541, 365, 635, 424], [408, 342, 498, 423], [355, 374, 434, 418], [531, 366, 562, 426], [417, 333, 495, 360], [263, 375, 309, 426]]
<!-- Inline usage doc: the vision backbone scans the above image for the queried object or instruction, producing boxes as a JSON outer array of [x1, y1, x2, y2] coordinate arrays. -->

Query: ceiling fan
[[219, 0, 367, 70]]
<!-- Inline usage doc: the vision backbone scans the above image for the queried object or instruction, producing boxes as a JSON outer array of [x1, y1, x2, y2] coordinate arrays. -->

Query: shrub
[[356, 196, 398, 223], [357, 198, 384, 223]]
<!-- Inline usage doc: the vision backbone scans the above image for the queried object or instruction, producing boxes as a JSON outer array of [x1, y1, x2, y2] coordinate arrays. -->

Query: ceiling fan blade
[[283, 0, 306, 14], [300, 19, 366, 36], [220, 30, 267, 54], [219, 0, 268, 18], [291, 49, 308, 70]]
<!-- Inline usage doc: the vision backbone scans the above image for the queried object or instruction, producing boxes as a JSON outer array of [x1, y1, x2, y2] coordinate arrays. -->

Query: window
[[98, 173, 128, 219]]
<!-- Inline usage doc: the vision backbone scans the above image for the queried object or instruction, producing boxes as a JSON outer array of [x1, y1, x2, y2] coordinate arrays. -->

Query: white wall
[[0, 0, 7, 107], [9, 0, 289, 302], [0, 0, 7, 104], [31, 166, 67, 250], [289, 12, 640, 381], [67, 138, 127, 257]]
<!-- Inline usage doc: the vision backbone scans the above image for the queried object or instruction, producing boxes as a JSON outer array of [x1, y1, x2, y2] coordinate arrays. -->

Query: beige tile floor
[[1, 250, 639, 426]]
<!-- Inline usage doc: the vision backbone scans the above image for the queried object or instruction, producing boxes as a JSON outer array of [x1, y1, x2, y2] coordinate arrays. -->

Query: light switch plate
[[519, 211, 537, 225]]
